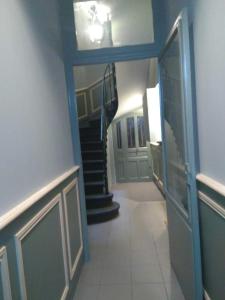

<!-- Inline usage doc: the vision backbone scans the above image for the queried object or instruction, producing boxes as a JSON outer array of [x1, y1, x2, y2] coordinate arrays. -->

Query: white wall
[[115, 59, 150, 119], [147, 84, 162, 143], [0, 0, 74, 215], [193, 0, 225, 183], [107, 125, 116, 188]]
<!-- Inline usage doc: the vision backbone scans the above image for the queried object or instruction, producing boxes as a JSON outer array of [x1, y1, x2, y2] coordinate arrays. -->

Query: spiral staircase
[[79, 64, 120, 224]]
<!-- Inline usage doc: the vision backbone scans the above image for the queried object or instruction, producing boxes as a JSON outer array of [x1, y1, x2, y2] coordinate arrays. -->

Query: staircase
[[79, 64, 120, 224]]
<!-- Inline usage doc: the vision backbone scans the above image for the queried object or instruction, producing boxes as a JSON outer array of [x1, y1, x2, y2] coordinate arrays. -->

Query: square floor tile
[[79, 267, 102, 285], [165, 282, 185, 300], [132, 283, 167, 300], [132, 263, 164, 284], [98, 284, 132, 300], [100, 266, 131, 285], [101, 251, 131, 267], [74, 284, 99, 300], [131, 249, 159, 265]]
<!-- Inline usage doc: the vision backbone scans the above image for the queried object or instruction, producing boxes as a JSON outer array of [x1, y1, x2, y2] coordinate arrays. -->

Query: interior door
[[159, 10, 202, 300], [113, 111, 152, 183]]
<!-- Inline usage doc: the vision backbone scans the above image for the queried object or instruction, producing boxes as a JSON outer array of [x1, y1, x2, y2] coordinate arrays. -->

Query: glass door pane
[[127, 117, 136, 148], [116, 121, 122, 149], [137, 116, 147, 147], [160, 30, 188, 214]]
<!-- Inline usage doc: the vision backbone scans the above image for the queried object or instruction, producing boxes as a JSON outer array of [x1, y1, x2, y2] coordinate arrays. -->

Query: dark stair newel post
[[79, 63, 120, 224]]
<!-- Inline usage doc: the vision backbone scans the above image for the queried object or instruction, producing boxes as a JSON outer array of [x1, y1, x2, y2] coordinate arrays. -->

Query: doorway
[[112, 109, 152, 183]]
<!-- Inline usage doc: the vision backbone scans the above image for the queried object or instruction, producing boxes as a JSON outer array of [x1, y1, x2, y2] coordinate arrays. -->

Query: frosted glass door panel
[[160, 31, 188, 214], [73, 0, 154, 50]]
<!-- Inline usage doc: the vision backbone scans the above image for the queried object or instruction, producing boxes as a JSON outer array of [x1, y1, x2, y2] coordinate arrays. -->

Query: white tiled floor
[[74, 183, 185, 300]]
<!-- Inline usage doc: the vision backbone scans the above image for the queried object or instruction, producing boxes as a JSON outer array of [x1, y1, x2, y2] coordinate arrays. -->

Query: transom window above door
[[73, 0, 154, 50]]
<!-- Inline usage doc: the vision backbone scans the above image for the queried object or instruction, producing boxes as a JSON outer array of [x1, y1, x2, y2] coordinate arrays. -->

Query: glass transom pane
[[73, 0, 154, 50]]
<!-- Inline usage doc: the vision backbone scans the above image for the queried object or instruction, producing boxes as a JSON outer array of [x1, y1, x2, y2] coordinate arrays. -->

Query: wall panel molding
[[197, 173, 225, 198], [77, 92, 88, 120], [198, 191, 225, 220], [0, 166, 79, 231], [0, 247, 12, 300], [63, 179, 83, 279], [14, 194, 69, 300]]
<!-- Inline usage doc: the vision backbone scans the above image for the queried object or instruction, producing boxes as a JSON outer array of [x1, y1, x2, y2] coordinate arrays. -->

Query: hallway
[[74, 183, 185, 300]]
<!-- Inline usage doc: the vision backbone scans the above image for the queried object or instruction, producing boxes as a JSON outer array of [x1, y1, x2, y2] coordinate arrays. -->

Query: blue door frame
[[59, 0, 163, 261], [60, 4, 202, 296], [159, 9, 203, 300]]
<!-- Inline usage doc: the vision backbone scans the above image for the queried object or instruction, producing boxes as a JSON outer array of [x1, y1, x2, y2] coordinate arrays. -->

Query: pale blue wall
[[193, 0, 225, 184], [0, 0, 74, 215]]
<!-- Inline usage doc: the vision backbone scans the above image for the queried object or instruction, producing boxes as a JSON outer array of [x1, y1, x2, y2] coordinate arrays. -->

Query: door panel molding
[[159, 8, 203, 300]]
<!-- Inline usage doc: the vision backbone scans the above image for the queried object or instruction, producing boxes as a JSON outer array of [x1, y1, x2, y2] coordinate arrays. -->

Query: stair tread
[[86, 193, 113, 200], [82, 150, 103, 153], [85, 181, 104, 186], [87, 202, 120, 215], [81, 141, 102, 144], [84, 170, 104, 174], [83, 159, 104, 163]]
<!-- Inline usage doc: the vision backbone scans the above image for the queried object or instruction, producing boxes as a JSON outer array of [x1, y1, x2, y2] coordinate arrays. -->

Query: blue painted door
[[159, 10, 202, 300], [113, 110, 152, 183]]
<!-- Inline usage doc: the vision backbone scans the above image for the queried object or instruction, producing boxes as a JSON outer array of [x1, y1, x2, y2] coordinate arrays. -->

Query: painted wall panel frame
[[76, 92, 88, 120], [0, 247, 12, 300], [63, 179, 83, 280], [14, 194, 69, 300], [90, 81, 102, 113]]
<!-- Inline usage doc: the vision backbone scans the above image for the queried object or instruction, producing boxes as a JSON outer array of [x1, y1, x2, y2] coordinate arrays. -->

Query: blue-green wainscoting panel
[[0, 170, 84, 300], [15, 195, 68, 300], [167, 200, 195, 300], [198, 181, 225, 300], [63, 180, 83, 280], [0, 247, 12, 300]]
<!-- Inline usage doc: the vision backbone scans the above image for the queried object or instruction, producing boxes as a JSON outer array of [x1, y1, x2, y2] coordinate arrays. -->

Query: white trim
[[198, 191, 225, 220], [14, 194, 69, 300], [63, 179, 83, 280], [204, 289, 212, 300], [196, 173, 225, 198], [0, 247, 12, 300], [153, 172, 159, 182], [0, 166, 79, 231], [76, 92, 88, 120]]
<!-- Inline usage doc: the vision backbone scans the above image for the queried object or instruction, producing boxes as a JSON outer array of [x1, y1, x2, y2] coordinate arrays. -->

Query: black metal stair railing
[[100, 63, 118, 194]]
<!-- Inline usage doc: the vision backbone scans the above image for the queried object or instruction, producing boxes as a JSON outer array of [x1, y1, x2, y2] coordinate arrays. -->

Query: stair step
[[84, 180, 105, 195], [86, 193, 113, 209], [82, 149, 104, 160], [83, 159, 104, 163], [83, 161, 105, 171], [84, 170, 104, 174], [87, 201, 120, 224], [83, 170, 105, 182], [89, 119, 101, 128], [85, 181, 104, 187], [80, 134, 101, 142], [81, 141, 103, 151]]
